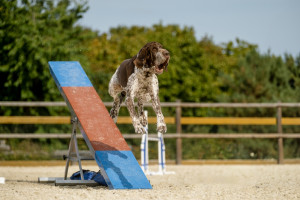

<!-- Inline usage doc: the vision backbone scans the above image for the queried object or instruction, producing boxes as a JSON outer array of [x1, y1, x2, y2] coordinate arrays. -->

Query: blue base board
[[95, 151, 152, 189]]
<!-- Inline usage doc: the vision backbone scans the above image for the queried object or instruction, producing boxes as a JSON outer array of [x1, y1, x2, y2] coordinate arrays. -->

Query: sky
[[79, 0, 300, 57]]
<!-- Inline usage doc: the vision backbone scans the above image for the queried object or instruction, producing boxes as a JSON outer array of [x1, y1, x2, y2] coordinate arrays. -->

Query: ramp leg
[[40, 116, 98, 186], [64, 132, 73, 179], [74, 130, 84, 180], [64, 117, 84, 180]]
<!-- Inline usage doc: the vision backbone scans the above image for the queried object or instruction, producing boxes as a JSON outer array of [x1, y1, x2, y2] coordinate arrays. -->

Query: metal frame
[[38, 116, 98, 186], [140, 111, 175, 175]]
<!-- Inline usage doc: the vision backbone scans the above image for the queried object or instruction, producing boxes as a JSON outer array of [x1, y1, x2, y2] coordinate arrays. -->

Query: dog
[[108, 42, 170, 134]]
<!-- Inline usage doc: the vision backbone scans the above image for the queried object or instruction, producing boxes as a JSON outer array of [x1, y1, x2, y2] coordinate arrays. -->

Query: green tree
[[0, 0, 90, 109], [216, 43, 300, 159], [0, 0, 92, 159]]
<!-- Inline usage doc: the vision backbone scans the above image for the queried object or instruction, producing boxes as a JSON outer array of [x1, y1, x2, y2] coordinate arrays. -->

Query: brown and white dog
[[108, 42, 170, 134]]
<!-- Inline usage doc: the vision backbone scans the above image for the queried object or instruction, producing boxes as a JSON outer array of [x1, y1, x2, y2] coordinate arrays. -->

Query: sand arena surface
[[0, 164, 299, 200]]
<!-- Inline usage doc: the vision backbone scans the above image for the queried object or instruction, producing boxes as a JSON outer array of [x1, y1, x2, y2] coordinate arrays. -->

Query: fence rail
[[1, 116, 300, 125], [1, 101, 300, 164]]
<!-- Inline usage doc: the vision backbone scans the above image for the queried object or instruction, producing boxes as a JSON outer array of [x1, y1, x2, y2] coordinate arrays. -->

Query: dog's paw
[[109, 109, 118, 123], [134, 123, 146, 134], [139, 114, 147, 127], [157, 123, 167, 133]]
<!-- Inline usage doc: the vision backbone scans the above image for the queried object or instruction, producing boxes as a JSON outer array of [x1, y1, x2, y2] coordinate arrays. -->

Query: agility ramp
[[45, 61, 152, 189]]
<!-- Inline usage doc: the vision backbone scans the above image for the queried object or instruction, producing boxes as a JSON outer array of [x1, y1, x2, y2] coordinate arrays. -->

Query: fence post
[[175, 99, 182, 165], [276, 103, 284, 164]]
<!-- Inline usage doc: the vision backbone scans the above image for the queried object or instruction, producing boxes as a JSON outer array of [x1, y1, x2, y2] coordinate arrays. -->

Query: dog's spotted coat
[[108, 42, 170, 134]]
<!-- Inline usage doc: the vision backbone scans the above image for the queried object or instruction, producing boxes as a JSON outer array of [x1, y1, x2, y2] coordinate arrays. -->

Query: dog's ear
[[147, 47, 156, 67], [164, 62, 168, 71], [134, 47, 147, 68]]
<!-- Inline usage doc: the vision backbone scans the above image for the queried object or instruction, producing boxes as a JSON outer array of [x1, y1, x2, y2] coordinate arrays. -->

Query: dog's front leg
[[149, 77, 167, 133], [151, 96, 167, 133], [126, 96, 145, 134], [137, 98, 147, 127], [125, 80, 146, 134]]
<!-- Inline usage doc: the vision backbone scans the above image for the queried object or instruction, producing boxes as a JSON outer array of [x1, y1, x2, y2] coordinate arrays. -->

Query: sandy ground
[[0, 164, 299, 200]]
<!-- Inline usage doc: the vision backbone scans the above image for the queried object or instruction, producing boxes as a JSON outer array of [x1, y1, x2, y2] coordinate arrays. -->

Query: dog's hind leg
[[110, 91, 126, 123], [110, 98, 120, 123], [108, 71, 125, 123]]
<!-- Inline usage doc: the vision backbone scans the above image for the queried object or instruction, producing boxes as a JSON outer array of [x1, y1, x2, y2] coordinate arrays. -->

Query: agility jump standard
[[40, 61, 152, 189], [141, 111, 175, 175]]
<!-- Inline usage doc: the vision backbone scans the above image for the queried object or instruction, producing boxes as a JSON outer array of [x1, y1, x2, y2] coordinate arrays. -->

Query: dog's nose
[[163, 50, 170, 57]]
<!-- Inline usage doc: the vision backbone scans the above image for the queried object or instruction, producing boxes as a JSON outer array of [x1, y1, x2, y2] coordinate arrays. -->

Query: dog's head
[[133, 42, 170, 75]]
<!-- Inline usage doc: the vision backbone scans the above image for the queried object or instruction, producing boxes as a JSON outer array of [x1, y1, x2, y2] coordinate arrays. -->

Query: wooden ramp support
[[48, 61, 152, 189]]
